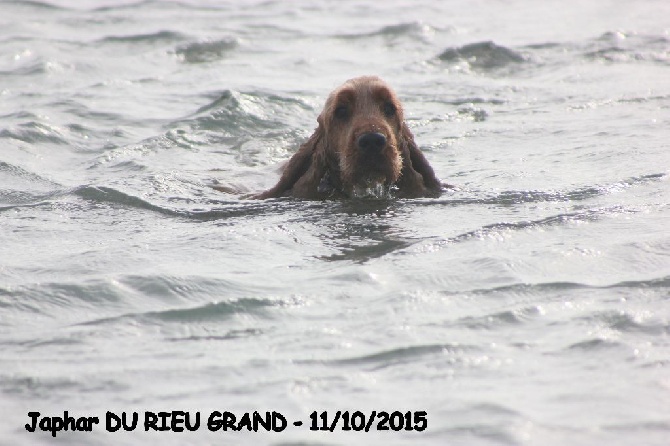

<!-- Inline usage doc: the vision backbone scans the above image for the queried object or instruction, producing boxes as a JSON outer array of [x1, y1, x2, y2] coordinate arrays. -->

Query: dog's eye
[[383, 101, 396, 118], [334, 105, 350, 120]]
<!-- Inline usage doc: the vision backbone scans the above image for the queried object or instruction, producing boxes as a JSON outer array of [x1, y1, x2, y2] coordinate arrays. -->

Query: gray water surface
[[1, 1, 669, 445]]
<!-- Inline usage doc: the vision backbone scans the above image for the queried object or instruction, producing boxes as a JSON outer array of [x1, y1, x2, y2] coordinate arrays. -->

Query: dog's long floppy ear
[[254, 117, 328, 199], [396, 123, 442, 197]]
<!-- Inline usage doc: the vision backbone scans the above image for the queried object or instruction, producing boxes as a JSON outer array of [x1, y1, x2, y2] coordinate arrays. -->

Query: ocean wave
[[167, 328, 264, 342], [439, 32, 670, 77], [437, 41, 527, 71], [1, 273, 288, 324], [91, 0, 224, 13], [443, 277, 670, 299], [3, 0, 63, 11], [336, 21, 438, 43], [73, 185, 180, 216], [0, 161, 64, 210], [174, 38, 239, 63], [422, 173, 666, 208], [303, 343, 475, 369], [0, 279, 123, 317], [518, 31, 670, 68], [75, 298, 279, 329], [99, 30, 188, 45], [190, 90, 280, 133], [567, 338, 625, 351], [144, 298, 276, 322], [70, 184, 300, 220], [182, 89, 313, 137], [0, 120, 70, 145], [0, 191, 64, 212], [584, 31, 670, 65], [440, 205, 635, 244], [454, 306, 545, 330], [586, 309, 670, 336]]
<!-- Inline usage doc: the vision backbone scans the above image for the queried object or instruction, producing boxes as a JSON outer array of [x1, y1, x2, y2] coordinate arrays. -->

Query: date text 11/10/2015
[[25, 409, 428, 437]]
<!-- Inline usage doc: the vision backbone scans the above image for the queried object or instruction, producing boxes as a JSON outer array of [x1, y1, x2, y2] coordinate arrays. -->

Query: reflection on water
[[313, 199, 414, 263]]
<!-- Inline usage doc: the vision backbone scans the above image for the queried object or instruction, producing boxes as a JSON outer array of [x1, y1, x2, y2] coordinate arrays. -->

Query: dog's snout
[[357, 132, 386, 153]]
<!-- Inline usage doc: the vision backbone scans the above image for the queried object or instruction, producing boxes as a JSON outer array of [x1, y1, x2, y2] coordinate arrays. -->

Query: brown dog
[[254, 76, 442, 199]]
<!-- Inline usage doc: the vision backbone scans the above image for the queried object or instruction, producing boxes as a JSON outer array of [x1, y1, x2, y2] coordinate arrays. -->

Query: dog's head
[[319, 76, 404, 196], [254, 76, 442, 200]]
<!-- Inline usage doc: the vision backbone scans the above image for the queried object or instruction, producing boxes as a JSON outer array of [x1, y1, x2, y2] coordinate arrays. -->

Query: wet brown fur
[[254, 76, 442, 199]]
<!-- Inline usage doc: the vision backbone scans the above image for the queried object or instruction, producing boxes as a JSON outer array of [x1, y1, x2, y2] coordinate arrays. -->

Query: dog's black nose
[[357, 132, 386, 153]]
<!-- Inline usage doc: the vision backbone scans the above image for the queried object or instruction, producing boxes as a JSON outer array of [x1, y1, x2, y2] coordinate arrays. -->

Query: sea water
[[1, 1, 669, 445]]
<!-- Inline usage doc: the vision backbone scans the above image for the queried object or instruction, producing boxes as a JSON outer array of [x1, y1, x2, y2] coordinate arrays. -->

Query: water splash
[[351, 179, 395, 200]]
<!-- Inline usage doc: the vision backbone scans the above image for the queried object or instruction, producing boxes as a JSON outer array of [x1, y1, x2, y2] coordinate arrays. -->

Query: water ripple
[[336, 21, 437, 44], [446, 276, 670, 298], [167, 328, 264, 342], [74, 185, 182, 216], [298, 343, 476, 370], [78, 298, 277, 327], [3, 0, 62, 11], [99, 30, 188, 45], [455, 306, 545, 330], [588, 310, 670, 336], [567, 339, 624, 351], [439, 206, 632, 246], [424, 173, 666, 208]]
